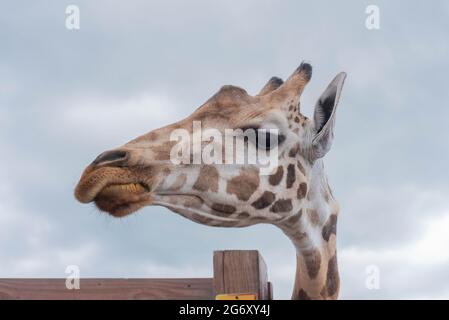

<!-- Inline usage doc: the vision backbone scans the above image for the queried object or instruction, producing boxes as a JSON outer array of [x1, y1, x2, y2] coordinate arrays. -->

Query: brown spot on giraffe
[[191, 213, 213, 225], [322, 214, 337, 241], [268, 166, 283, 186], [291, 230, 308, 242], [286, 164, 296, 188], [304, 248, 321, 279], [297, 182, 308, 199], [296, 289, 311, 300], [270, 199, 292, 213], [211, 203, 236, 216], [325, 255, 339, 297], [237, 212, 250, 219], [226, 167, 260, 201], [288, 143, 300, 157], [193, 165, 219, 193], [251, 191, 276, 209], [320, 286, 327, 298], [184, 196, 203, 209]]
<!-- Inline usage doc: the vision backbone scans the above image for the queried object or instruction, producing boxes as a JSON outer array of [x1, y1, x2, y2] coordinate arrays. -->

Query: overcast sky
[[1, 0, 449, 299]]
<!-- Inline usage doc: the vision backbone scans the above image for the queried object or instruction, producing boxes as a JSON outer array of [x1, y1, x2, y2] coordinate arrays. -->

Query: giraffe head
[[75, 62, 346, 231]]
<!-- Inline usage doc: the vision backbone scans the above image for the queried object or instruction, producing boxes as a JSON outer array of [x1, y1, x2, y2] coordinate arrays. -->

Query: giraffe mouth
[[74, 165, 155, 217], [93, 182, 152, 217]]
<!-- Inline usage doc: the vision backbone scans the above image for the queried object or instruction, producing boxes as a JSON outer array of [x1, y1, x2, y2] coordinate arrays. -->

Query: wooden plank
[[267, 282, 273, 300], [213, 250, 271, 300], [257, 252, 269, 300], [213, 251, 225, 296], [0, 278, 213, 300]]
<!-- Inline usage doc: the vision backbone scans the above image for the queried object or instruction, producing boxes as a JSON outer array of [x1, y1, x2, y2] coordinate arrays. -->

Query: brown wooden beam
[[0, 278, 213, 300]]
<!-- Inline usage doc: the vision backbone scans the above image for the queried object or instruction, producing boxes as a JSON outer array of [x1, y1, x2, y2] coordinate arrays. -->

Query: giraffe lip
[[97, 182, 150, 197], [95, 198, 149, 217], [93, 182, 151, 217], [89, 181, 150, 202]]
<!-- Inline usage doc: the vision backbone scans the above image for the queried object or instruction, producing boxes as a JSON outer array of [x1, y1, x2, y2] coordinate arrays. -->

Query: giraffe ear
[[311, 72, 346, 159]]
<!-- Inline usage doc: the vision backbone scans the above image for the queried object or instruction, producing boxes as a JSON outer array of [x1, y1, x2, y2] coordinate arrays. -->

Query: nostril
[[93, 150, 128, 166]]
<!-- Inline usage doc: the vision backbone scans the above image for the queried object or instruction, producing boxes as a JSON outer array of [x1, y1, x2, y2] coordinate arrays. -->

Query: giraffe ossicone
[[74, 62, 347, 300]]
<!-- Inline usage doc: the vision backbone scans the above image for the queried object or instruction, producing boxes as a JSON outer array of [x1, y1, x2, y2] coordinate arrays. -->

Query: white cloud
[[1, 243, 100, 277], [341, 212, 449, 268], [55, 93, 184, 146], [0, 186, 99, 276], [338, 211, 449, 299], [339, 184, 449, 247], [0, 185, 51, 245]]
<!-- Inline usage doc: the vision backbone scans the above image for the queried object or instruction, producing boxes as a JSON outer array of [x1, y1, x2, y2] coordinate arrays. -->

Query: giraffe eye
[[241, 127, 285, 150], [256, 130, 286, 150]]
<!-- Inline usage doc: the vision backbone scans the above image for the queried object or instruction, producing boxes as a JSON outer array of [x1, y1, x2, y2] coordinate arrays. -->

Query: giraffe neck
[[279, 159, 339, 300]]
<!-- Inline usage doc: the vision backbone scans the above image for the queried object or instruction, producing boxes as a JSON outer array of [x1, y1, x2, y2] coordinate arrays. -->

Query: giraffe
[[74, 62, 346, 300]]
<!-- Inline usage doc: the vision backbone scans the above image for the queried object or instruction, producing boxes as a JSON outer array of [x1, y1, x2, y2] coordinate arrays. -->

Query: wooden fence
[[0, 250, 272, 300]]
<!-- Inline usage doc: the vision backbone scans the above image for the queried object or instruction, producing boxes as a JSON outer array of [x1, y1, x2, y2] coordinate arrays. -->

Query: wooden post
[[213, 250, 272, 300]]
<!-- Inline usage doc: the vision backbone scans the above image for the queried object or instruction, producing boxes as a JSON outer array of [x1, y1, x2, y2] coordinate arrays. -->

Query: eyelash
[[241, 127, 286, 150]]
